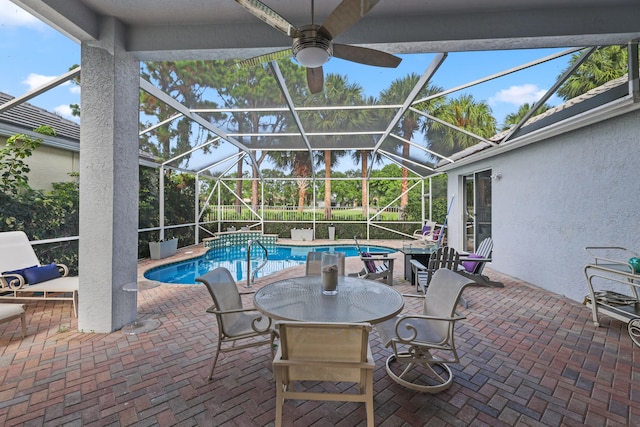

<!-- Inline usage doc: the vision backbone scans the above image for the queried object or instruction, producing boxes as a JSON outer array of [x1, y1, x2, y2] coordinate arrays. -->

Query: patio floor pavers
[[0, 240, 638, 426]]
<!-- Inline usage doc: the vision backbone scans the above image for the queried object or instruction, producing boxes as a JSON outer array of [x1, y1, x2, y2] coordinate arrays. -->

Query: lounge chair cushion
[[2, 265, 37, 278], [361, 252, 376, 273], [421, 225, 431, 235], [461, 253, 483, 273], [23, 263, 61, 285]]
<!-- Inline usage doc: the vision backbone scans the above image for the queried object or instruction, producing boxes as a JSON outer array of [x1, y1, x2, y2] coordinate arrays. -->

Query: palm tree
[[426, 94, 496, 157], [557, 45, 629, 101], [302, 74, 366, 220], [379, 75, 443, 219], [501, 102, 552, 131], [350, 96, 387, 213], [269, 150, 313, 213]]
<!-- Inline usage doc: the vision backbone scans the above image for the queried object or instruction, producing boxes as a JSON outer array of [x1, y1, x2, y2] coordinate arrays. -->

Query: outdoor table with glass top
[[253, 276, 404, 324]]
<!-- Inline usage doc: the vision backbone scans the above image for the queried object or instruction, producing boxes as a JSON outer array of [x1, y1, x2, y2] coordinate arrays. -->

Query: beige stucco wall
[[0, 137, 79, 191]]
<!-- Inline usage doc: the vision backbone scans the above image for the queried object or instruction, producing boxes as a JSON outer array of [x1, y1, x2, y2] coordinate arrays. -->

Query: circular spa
[[144, 244, 395, 284]]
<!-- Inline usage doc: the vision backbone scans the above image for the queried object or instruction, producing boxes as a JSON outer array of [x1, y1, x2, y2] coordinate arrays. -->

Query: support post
[[78, 16, 138, 332]]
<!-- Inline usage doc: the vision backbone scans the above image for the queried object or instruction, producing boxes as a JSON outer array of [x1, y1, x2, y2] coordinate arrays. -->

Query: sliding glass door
[[462, 170, 492, 252]]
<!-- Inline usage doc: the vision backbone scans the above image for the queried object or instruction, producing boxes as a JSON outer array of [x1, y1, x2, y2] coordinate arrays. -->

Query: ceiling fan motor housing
[[292, 26, 333, 68]]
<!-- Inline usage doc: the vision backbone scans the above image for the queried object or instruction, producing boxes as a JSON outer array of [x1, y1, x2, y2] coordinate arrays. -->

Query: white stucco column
[[78, 17, 139, 332]]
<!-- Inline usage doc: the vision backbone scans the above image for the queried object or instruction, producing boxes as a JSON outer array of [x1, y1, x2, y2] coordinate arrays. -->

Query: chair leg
[[459, 296, 469, 309], [365, 371, 374, 427], [207, 341, 223, 380], [274, 370, 284, 427], [20, 311, 26, 337]]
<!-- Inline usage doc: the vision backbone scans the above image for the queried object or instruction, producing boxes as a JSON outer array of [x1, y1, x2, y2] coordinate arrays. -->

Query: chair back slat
[[475, 237, 493, 258], [428, 247, 460, 272]]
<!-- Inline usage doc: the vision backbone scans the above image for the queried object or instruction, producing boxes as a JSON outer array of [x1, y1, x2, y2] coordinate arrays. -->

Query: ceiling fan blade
[[319, 0, 380, 39], [307, 67, 324, 94], [333, 44, 401, 68], [235, 0, 302, 38], [235, 49, 293, 69]]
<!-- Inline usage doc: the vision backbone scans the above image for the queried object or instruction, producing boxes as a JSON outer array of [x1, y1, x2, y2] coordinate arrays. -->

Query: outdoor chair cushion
[[361, 252, 377, 273], [461, 253, 483, 273], [2, 265, 37, 279], [23, 263, 61, 285]]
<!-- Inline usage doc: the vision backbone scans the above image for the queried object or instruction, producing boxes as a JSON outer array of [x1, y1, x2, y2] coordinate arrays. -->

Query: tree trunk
[[297, 180, 307, 213], [361, 151, 368, 214], [400, 142, 410, 220], [235, 159, 243, 215], [251, 163, 259, 210], [324, 149, 332, 220]]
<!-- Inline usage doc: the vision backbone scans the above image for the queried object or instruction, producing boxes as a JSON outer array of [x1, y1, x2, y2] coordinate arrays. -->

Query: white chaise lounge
[[0, 231, 78, 316]]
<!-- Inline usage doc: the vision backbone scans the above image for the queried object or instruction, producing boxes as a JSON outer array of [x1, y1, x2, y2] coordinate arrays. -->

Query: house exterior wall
[[0, 137, 79, 191], [446, 108, 640, 302]]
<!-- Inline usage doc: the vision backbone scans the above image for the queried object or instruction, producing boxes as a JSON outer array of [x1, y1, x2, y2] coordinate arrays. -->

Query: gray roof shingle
[[0, 92, 80, 141]]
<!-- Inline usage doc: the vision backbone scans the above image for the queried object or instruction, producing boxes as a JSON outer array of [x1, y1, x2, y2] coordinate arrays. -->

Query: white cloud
[[22, 73, 72, 91], [69, 85, 81, 95], [53, 104, 76, 121], [0, 0, 46, 29], [489, 84, 547, 106]]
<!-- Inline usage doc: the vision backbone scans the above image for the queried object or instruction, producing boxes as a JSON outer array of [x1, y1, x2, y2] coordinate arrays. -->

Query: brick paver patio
[[0, 240, 638, 426]]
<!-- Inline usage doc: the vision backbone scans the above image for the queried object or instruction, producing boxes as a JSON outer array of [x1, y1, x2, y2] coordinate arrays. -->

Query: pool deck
[[0, 239, 638, 426]]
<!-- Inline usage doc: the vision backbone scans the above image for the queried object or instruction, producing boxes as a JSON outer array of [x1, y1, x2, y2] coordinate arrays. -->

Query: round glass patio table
[[253, 276, 404, 324]]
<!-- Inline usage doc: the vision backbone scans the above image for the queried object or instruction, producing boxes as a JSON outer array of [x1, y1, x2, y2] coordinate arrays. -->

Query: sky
[[0, 0, 576, 171]]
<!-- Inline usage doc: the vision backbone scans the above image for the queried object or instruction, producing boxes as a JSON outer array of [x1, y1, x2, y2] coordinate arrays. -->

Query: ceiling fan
[[235, 0, 402, 94]]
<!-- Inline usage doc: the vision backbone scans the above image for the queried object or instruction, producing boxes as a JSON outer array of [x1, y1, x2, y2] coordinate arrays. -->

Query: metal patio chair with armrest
[[273, 321, 375, 427], [349, 236, 394, 285], [376, 269, 475, 393], [196, 267, 275, 380]]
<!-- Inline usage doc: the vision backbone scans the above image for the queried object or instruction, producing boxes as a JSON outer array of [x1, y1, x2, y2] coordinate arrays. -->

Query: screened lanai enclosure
[[4, 0, 640, 332], [131, 44, 638, 251]]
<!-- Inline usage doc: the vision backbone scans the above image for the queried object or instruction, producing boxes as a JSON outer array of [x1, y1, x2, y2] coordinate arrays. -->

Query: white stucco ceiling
[[12, 0, 640, 60]]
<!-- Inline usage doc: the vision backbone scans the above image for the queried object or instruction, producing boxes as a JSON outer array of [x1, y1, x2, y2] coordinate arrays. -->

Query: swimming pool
[[144, 244, 395, 284]]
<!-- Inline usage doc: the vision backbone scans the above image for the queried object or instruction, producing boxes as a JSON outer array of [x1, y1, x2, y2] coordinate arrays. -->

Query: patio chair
[[457, 237, 502, 287], [376, 269, 474, 393], [273, 321, 375, 427], [349, 236, 394, 285], [196, 267, 275, 380], [413, 246, 461, 294], [0, 231, 78, 316], [305, 251, 345, 276], [413, 220, 439, 245]]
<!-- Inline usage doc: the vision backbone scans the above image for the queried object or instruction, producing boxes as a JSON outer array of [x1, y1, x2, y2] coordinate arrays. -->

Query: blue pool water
[[144, 244, 395, 284]]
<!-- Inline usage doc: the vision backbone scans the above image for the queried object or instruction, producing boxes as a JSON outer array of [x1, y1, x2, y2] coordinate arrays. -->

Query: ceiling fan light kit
[[293, 29, 333, 68]]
